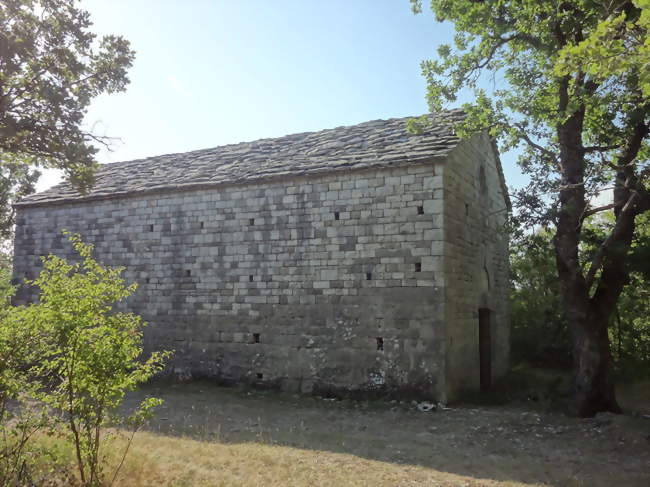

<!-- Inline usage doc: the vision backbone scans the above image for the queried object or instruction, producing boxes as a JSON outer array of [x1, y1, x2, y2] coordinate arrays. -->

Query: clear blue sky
[[38, 0, 524, 191]]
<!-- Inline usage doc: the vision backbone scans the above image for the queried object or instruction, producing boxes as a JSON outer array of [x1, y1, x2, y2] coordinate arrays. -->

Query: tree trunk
[[570, 310, 621, 417], [552, 101, 629, 417]]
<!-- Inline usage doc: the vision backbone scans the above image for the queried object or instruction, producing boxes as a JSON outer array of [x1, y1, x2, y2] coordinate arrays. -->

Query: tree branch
[[515, 125, 559, 162], [616, 121, 649, 168], [583, 144, 621, 153], [492, 16, 549, 51], [584, 191, 639, 290], [581, 203, 618, 220], [585, 118, 649, 291]]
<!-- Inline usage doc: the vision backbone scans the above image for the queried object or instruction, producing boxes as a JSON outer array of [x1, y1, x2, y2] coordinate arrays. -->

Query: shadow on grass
[[119, 372, 650, 487]]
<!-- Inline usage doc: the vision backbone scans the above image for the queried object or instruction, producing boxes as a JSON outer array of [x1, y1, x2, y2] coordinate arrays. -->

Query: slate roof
[[17, 110, 466, 207]]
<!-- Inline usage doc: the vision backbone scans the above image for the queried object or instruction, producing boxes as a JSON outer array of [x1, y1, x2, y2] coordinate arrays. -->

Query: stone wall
[[13, 162, 450, 399], [442, 134, 511, 399]]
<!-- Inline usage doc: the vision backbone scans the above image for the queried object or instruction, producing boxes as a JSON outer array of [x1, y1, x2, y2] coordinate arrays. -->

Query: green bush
[[510, 219, 650, 380], [510, 233, 571, 367], [2, 232, 170, 486], [0, 245, 46, 484]]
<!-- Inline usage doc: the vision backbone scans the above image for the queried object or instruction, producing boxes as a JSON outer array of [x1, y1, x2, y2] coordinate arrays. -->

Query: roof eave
[[14, 153, 450, 210]]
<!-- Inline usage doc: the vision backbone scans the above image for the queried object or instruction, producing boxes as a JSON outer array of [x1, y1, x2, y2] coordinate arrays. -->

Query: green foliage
[[510, 233, 570, 367], [555, 0, 650, 98], [511, 221, 650, 379], [0, 154, 39, 240], [0, 246, 15, 309], [411, 0, 648, 225], [0, 247, 47, 484], [613, 271, 650, 377], [412, 0, 649, 414], [3, 232, 170, 486], [0, 0, 135, 237], [584, 213, 650, 377]]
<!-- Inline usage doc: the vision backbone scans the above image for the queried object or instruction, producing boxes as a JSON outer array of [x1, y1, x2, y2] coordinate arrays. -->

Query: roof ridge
[[93, 110, 463, 169]]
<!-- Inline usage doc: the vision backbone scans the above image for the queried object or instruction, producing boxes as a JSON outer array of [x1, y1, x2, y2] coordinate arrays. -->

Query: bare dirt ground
[[120, 381, 650, 487]]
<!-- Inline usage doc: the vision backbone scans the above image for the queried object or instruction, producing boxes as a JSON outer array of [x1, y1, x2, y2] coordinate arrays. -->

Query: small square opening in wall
[[366, 272, 372, 281], [249, 275, 254, 282], [253, 333, 260, 343], [376, 337, 384, 351], [417, 205, 424, 215], [249, 218, 255, 226], [185, 269, 191, 277], [149, 224, 154, 232], [145, 277, 150, 284], [334, 211, 340, 221], [256, 372, 263, 380], [415, 262, 422, 273]]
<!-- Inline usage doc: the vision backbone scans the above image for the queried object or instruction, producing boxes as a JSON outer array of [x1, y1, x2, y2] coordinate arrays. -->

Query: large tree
[[0, 0, 134, 237], [410, 0, 649, 416]]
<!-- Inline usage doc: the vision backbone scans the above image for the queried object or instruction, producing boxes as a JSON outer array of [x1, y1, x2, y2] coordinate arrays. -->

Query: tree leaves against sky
[[411, 0, 648, 228], [0, 0, 134, 236]]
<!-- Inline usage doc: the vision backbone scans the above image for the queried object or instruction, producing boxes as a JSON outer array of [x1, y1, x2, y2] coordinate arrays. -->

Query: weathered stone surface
[[442, 132, 511, 398], [12, 114, 510, 401], [16, 112, 465, 208]]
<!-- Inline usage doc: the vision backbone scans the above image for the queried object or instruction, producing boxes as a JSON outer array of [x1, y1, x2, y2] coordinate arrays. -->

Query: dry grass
[[23, 380, 650, 486], [122, 431, 553, 487], [35, 431, 541, 487]]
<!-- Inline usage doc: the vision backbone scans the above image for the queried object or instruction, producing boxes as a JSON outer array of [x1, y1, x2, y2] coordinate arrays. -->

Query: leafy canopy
[[410, 0, 649, 226], [0, 0, 134, 235], [556, 0, 650, 98]]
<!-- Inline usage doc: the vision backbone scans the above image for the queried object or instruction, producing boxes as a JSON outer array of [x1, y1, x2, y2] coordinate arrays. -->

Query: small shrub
[[7, 232, 171, 486], [0, 256, 50, 485]]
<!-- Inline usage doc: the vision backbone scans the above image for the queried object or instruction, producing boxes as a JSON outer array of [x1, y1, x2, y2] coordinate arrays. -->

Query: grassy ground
[[91, 433, 537, 487], [26, 379, 650, 486]]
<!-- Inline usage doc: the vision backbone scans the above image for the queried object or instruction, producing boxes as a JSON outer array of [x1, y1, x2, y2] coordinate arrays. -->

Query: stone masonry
[[13, 112, 510, 402]]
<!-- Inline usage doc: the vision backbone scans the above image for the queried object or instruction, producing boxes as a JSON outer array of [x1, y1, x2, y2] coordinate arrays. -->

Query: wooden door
[[479, 308, 491, 391]]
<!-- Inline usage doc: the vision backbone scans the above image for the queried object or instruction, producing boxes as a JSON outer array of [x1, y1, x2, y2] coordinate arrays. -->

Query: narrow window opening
[[145, 277, 150, 284], [366, 272, 372, 281], [417, 206, 424, 215], [465, 203, 470, 216], [253, 333, 260, 343], [185, 269, 191, 277], [200, 221, 204, 229], [256, 372, 263, 380], [479, 165, 488, 195], [149, 224, 154, 232], [334, 212, 340, 221], [415, 262, 422, 273], [249, 218, 255, 226], [249, 275, 254, 282], [376, 337, 384, 351]]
